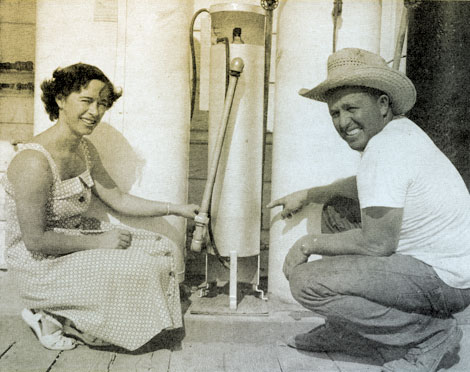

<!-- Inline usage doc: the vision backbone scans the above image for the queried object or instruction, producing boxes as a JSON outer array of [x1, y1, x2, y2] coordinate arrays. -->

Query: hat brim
[[299, 66, 416, 115]]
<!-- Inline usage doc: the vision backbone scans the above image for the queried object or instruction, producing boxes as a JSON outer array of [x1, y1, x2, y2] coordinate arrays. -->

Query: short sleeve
[[357, 136, 411, 209]]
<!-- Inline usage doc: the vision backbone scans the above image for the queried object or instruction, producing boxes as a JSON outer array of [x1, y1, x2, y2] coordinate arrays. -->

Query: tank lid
[[209, 3, 265, 16]]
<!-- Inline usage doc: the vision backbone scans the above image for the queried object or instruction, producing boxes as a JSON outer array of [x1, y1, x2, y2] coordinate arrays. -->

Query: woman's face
[[56, 79, 110, 136]]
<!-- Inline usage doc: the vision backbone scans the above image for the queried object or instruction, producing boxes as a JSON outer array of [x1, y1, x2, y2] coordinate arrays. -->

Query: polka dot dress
[[1, 141, 182, 351]]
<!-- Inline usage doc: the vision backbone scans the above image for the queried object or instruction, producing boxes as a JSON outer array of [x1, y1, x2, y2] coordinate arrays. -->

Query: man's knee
[[289, 265, 306, 302], [289, 260, 343, 307], [288, 263, 323, 305]]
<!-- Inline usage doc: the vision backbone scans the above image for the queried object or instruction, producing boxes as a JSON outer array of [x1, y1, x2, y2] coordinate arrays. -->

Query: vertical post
[[260, 0, 276, 282], [230, 250, 238, 310]]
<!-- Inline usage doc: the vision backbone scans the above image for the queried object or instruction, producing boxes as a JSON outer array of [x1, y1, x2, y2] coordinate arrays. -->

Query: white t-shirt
[[357, 117, 470, 288]]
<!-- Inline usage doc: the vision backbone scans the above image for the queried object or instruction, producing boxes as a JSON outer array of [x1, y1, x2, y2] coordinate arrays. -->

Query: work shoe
[[381, 320, 463, 372], [287, 321, 382, 356]]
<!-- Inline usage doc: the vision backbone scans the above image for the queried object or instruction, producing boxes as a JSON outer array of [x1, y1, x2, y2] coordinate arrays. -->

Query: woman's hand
[[172, 203, 200, 219], [98, 229, 132, 250]]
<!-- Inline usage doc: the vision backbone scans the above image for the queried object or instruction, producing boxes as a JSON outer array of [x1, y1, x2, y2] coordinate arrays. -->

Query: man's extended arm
[[267, 176, 358, 219]]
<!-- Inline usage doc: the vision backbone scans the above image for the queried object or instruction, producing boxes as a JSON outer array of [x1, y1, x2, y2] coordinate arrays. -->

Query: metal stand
[[253, 254, 268, 301], [199, 251, 267, 307], [198, 253, 211, 297]]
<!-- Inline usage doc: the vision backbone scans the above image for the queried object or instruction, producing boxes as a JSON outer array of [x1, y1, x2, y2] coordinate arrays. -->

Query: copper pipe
[[191, 58, 245, 253]]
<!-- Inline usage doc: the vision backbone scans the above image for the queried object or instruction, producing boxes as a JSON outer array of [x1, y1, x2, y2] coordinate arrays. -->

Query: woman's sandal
[[63, 320, 112, 347], [21, 308, 77, 350]]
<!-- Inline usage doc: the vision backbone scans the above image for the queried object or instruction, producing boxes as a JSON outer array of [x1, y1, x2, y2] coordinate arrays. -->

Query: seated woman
[[1, 63, 199, 351]]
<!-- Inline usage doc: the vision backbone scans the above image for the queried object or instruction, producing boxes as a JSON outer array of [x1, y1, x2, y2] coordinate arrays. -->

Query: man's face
[[327, 87, 389, 151]]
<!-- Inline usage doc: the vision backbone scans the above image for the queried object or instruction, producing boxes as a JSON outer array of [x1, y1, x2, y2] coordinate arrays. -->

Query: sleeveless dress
[[1, 140, 182, 351]]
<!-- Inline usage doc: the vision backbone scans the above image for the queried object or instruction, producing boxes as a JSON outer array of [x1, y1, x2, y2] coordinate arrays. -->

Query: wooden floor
[[2, 270, 470, 372]]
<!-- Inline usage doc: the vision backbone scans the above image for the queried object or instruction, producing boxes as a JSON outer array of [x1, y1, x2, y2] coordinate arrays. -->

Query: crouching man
[[267, 48, 470, 372]]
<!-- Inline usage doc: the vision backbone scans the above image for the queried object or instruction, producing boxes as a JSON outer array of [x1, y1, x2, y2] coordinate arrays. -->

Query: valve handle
[[261, 0, 279, 11], [229, 57, 244, 76]]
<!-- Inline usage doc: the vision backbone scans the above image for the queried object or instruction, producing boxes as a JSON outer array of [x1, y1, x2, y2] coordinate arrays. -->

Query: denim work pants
[[289, 197, 470, 348]]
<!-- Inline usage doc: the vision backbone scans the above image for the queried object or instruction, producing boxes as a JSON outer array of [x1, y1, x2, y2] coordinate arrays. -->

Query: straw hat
[[299, 48, 416, 115]]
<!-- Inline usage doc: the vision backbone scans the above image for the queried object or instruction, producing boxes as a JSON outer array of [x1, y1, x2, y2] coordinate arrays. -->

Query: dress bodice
[[1, 140, 95, 230]]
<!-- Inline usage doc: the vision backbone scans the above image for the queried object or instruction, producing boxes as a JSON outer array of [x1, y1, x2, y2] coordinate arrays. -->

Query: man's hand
[[267, 189, 309, 219], [283, 236, 312, 280]]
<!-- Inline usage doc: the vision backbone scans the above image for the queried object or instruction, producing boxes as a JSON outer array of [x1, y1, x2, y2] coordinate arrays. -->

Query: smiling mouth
[[81, 118, 97, 127], [344, 127, 361, 137]]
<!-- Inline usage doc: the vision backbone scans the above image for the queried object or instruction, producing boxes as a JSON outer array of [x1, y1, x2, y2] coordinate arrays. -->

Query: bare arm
[[267, 176, 358, 219], [7, 150, 130, 255], [86, 140, 199, 219], [283, 206, 403, 279], [303, 207, 402, 256], [307, 176, 358, 202]]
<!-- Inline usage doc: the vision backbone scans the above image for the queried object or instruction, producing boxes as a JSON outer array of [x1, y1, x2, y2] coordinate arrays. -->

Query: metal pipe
[[189, 8, 209, 120], [191, 58, 245, 253], [259, 2, 274, 265], [392, 3, 409, 70], [332, 0, 343, 53]]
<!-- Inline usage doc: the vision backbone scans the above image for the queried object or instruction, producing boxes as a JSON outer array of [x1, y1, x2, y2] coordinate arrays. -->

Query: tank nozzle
[[232, 27, 244, 44], [190, 213, 210, 252]]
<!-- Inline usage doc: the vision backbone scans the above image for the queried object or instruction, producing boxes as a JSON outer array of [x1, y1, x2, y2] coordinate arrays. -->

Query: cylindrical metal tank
[[269, 0, 381, 302], [34, 0, 192, 281], [208, 3, 265, 257]]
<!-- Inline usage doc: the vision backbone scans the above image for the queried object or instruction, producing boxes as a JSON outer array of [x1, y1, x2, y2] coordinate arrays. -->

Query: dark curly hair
[[40, 63, 123, 121]]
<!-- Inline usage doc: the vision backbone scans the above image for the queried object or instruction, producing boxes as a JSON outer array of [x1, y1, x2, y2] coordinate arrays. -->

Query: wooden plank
[[169, 342, 226, 372], [0, 272, 24, 315], [170, 342, 281, 372], [223, 344, 281, 372], [0, 0, 36, 24], [326, 352, 383, 372], [0, 122, 33, 143], [0, 24, 36, 62], [0, 317, 61, 372], [0, 317, 21, 356], [49, 347, 115, 372], [276, 344, 340, 372], [111, 349, 171, 372]]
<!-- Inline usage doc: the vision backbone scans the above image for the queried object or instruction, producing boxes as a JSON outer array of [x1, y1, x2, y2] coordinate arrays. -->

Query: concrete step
[[182, 292, 323, 345]]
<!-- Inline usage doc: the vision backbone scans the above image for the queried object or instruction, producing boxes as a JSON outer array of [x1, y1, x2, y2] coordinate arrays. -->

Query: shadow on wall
[[85, 122, 181, 243], [270, 203, 323, 237]]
